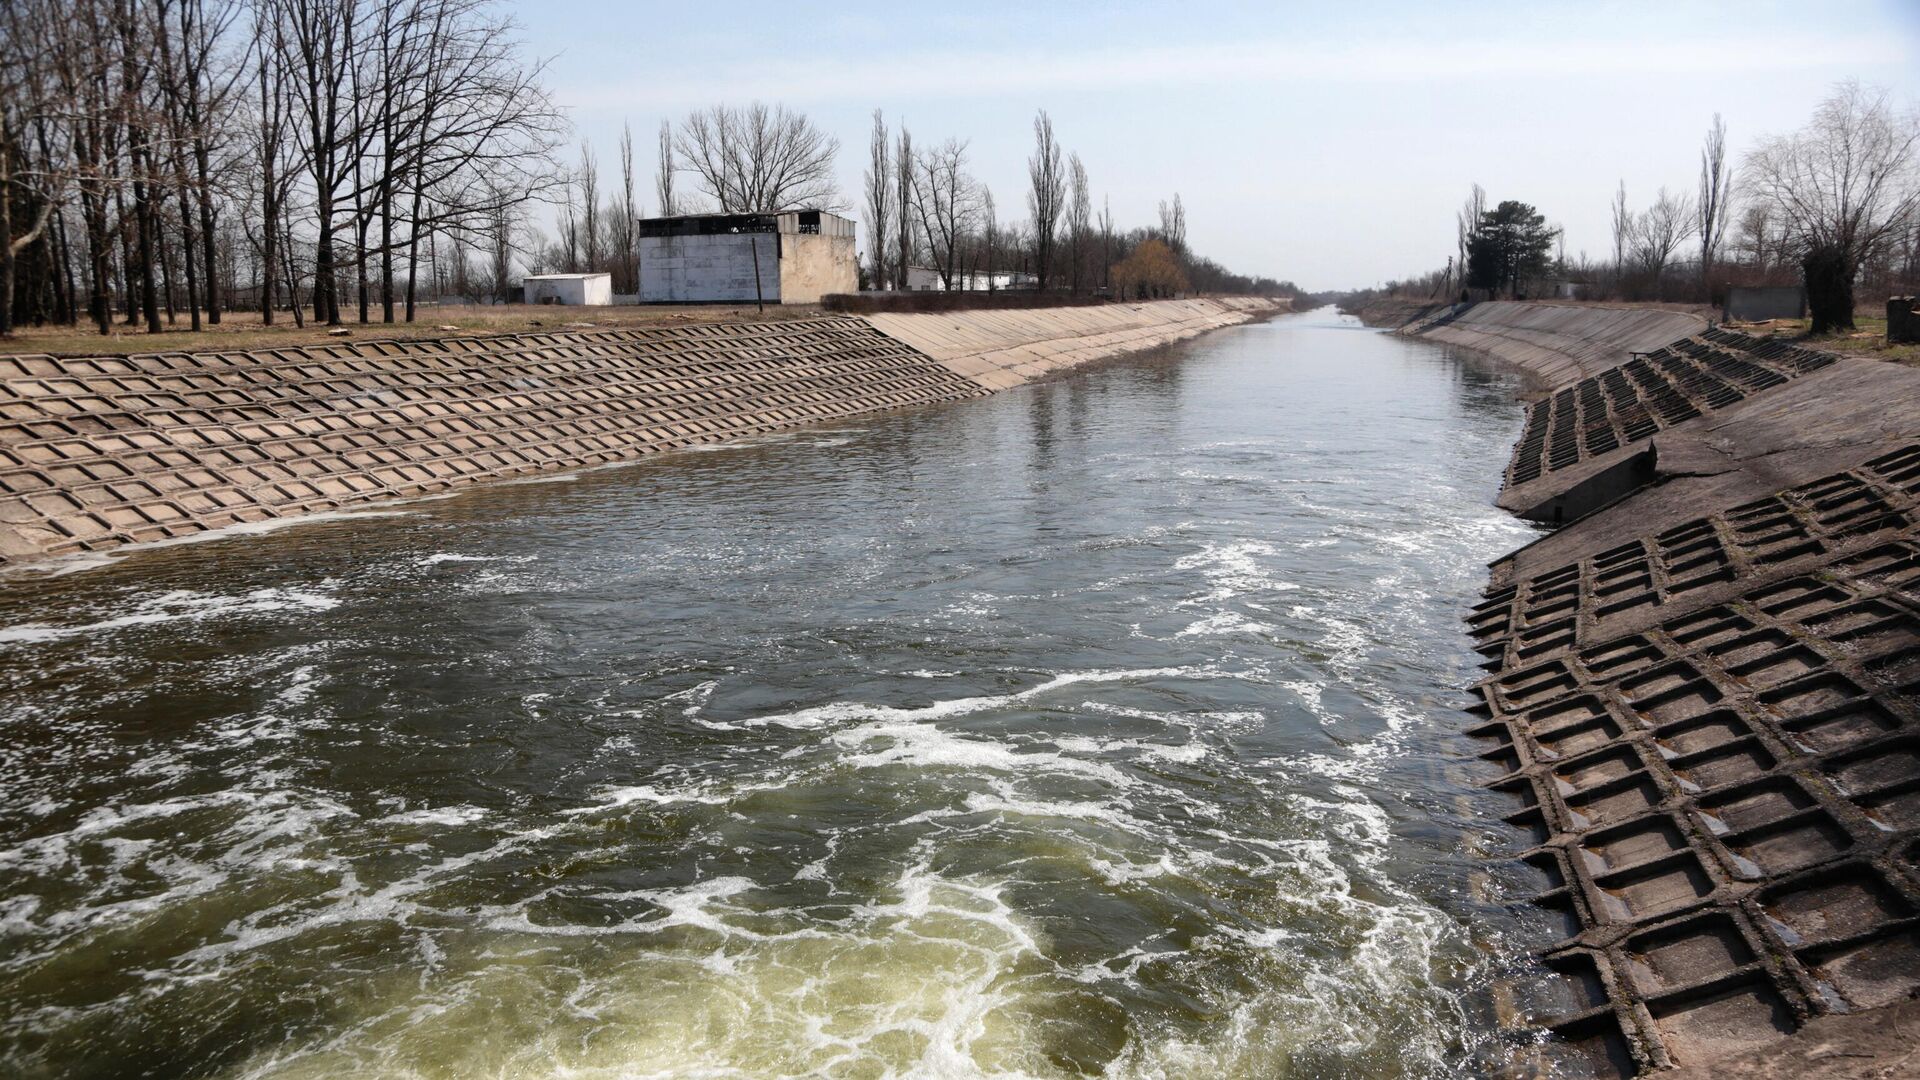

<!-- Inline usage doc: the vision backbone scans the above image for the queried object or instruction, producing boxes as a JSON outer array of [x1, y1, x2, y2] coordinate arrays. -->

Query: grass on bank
[[0, 302, 826, 358]]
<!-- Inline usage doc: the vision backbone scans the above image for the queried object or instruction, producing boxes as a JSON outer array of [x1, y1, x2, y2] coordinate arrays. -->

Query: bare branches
[[1745, 82, 1920, 264], [1156, 192, 1186, 253], [1026, 109, 1064, 288], [654, 120, 675, 216], [1630, 186, 1697, 283], [907, 137, 983, 290], [1698, 113, 1731, 292], [1067, 152, 1089, 294], [673, 102, 839, 213], [862, 109, 891, 289], [1745, 81, 1920, 330]]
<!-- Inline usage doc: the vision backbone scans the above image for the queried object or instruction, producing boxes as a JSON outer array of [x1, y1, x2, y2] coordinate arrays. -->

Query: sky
[[504, 0, 1920, 292]]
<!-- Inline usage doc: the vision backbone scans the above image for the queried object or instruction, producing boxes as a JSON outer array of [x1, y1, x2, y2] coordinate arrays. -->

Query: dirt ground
[[0, 303, 826, 357], [1726, 311, 1920, 367]]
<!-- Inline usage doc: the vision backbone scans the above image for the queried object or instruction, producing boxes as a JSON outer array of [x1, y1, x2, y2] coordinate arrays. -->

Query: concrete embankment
[[1429, 301, 1920, 1077], [0, 298, 1279, 568], [1356, 299, 1708, 387], [868, 297, 1276, 390]]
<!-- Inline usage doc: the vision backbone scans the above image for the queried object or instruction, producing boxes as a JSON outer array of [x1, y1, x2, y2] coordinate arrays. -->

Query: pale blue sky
[[506, 1, 1920, 291]]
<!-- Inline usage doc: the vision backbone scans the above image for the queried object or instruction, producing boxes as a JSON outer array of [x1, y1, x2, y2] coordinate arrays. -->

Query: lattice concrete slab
[[0, 317, 984, 565], [1468, 519, 1920, 1074], [1496, 331, 1840, 522], [0, 301, 1276, 568], [1453, 321, 1920, 1075]]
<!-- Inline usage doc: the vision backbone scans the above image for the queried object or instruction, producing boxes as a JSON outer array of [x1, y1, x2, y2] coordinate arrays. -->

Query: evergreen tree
[[1466, 200, 1558, 298]]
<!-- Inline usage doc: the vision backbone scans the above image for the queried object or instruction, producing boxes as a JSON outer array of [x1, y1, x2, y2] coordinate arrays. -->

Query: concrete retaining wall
[[1401, 301, 1707, 388], [0, 299, 1273, 567]]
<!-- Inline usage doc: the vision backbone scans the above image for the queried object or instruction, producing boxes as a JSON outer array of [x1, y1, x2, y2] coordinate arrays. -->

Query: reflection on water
[[0, 309, 1555, 1078]]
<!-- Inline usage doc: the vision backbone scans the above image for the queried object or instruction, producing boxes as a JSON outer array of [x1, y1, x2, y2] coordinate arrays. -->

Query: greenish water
[[0, 309, 1556, 1078]]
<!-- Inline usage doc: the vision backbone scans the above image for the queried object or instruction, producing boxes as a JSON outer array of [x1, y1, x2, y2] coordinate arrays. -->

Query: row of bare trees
[[533, 104, 844, 294], [0, 0, 567, 335], [1405, 83, 1920, 332], [3, 5, 1292, 338], [857, 108, 1285, 298]]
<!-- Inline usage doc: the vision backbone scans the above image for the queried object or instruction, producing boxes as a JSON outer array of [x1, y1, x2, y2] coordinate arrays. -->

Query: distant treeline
[[1364, 83, 1920, 333]]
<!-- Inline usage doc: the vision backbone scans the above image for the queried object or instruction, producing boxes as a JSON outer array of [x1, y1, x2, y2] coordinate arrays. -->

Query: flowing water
[[0, 308, 1561, 1079]]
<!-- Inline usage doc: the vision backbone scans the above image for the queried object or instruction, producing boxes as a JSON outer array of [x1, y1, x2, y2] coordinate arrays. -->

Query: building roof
[[522, 272, 611, 281], [639, 209, 853, 238]]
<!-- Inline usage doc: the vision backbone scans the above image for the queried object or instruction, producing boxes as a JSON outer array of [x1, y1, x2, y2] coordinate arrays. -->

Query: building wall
[[778, 233, 856, 305], [1725, 286, 1807, 322], [639, 234, 780, 303], [904, 267, 1036, 292], [524, 275, 612, 306]]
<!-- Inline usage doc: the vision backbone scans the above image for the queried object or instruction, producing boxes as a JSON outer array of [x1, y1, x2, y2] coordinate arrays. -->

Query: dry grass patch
[[0, 303, 826, 358]]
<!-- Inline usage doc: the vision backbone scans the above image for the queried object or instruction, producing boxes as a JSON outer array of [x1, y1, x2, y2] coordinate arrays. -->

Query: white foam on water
[[711, 666, 1209, 731], [379, 806, 488, 828], [494, 471, 581, 486], [1172, 540, 1299, 604], [1174, 611, 1276, 638], [0, 587, 340, 645]]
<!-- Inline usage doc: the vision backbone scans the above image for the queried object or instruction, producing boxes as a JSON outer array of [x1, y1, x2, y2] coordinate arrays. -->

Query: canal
[[0, 308, 1562, 1078]]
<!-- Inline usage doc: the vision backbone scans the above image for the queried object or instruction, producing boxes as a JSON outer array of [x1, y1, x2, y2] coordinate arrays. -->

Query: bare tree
[[894, 124, 912, 288], [981, 186, 996, 290], [674, 102, 839, 212], [654, 119, 675, 216], [1610, 180, 1631, 282], [1697, 113, 1731, 298], [1746, 80, 1920, 332], [907, 137, 982, 290], [1066, 152, 1090, 294], [0, 0, 68, 336], [1734, 204, 1775, 276], [1457, 182, 1486, 296], [1026, 109, 1064, 289], [1631, 186, 1697, 290], [613, 121, 637, 293], [862, 108, 891, 289], [577, 141, 599, 271], [1157, 192, 1186, 253], [1098, 193, 1113, 293]]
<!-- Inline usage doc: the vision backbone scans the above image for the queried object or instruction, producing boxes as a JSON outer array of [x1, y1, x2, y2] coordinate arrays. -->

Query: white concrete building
[[522, 272, 614, 306], [904, 266, 1039, 292], [638, 211, 856, 305]]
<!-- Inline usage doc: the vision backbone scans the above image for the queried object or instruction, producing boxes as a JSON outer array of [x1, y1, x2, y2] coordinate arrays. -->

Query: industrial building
[[522, 272, 613, 306], [638, 211, 855, 305], [903, 266, 1039, 292]]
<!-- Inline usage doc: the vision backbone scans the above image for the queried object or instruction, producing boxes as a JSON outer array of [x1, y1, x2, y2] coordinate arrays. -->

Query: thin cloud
[[561, 33, 1910, 112]]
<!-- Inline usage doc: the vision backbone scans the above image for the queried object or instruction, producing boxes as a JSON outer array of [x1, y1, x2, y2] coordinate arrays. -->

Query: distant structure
[[638, 211, 855, 304], [522, 272, 613, 306], [903, 266, 1039, 292], [1724, 285, 1807, 322], [1889, 296, 1918, 344], [1553, 281, 1594, 300]]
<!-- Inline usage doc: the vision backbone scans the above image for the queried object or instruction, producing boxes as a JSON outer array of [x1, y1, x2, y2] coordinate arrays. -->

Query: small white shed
[[522, 272, 613, 306]]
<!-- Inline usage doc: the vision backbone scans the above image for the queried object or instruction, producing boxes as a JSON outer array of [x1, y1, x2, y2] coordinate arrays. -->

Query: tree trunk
[[133, 154, 162, 332], [81, 187, 111, 334], [194, 140, 220, 323], [1803, 245, 1855, 334], [0, 124, 17, 337]]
